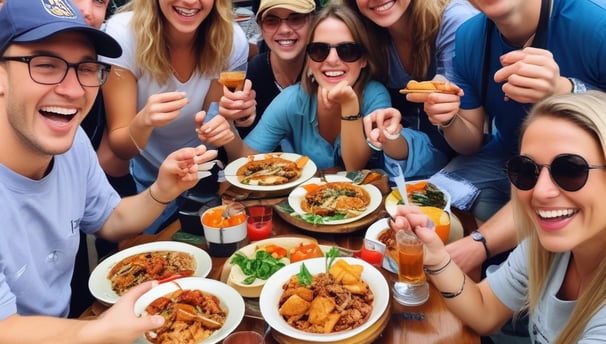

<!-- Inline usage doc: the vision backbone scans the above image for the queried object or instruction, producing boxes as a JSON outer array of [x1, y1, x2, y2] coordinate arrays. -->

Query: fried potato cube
[[294, 287, 314, 302], [343, 281, 368, 294], [279, 294, 310, 317], [308, 296, 336, 325], [324, 313, 342, 334], [329, 259, 363, 285]]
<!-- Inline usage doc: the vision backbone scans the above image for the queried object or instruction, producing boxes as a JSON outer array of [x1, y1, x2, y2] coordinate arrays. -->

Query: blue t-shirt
[[244, 81, 390, 170], [0, 129, 120, 319], [452, 0, 606, 158]]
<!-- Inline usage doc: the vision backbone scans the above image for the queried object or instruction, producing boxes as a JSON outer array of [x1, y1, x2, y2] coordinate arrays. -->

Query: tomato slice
[[289, 243, 323, 263], [262, 244, 287, 259]]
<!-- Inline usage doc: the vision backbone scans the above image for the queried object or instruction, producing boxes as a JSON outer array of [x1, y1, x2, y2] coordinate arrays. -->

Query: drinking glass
[[223, 331, 264, 344], [246, 205, 273, 241], [392, 229, 429, 306]]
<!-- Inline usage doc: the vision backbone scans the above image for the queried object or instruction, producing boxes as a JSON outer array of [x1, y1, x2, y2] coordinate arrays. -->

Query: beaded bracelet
[[424, 257, 452, 275], [148, 187, 171, 205], [440, 272, 466, 299]]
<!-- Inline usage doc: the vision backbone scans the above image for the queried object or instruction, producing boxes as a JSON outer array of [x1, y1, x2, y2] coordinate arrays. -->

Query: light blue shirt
[[0, 129, 120, 319], [244, 81, 391, 170]]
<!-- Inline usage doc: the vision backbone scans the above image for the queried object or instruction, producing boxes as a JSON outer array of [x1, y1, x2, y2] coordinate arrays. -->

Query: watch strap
[[472, 230, 491, 259]]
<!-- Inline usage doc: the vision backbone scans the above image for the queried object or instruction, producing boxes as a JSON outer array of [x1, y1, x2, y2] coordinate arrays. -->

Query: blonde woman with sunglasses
[[225, 3, 400, 172], [391, 91, 606, 343]]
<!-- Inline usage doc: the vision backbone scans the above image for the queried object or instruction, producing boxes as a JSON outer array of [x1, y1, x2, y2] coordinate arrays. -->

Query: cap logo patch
[[42, 0, 78, 19]]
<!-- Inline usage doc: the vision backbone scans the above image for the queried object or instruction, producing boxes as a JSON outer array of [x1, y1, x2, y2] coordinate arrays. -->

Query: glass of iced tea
[[393, 229, 429, 306]]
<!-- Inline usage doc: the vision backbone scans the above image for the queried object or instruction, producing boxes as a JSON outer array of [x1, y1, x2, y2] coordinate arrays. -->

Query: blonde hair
[[301, 3, 379, 99], [120, 0, 234, 83], [341, 0, 449, 81], [512, 91, 606, 343]]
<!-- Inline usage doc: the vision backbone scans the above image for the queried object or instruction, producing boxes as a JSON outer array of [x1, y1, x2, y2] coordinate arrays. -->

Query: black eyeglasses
[[505, 154, 606, 191], [306, 42, 363, 63], [260, 13, 309, 31], [0, 55, 111, 87]]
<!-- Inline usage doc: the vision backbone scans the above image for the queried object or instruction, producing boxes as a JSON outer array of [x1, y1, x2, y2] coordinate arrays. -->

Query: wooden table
[[81, 209, 480, 343]]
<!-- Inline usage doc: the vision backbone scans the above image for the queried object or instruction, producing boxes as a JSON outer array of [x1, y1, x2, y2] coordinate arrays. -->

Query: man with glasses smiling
[[0, 0, 219, 341]]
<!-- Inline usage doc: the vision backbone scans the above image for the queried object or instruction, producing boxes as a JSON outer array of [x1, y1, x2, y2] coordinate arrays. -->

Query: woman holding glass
[[391, 91, 606, 342]]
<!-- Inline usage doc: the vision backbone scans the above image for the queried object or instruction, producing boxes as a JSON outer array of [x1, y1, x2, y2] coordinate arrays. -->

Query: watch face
[[471, 231, 482, 240]]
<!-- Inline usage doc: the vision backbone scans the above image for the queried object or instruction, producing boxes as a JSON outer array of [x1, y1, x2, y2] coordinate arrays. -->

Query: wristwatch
[[471, 230, 491, 259], [568, 77, 587, 94]]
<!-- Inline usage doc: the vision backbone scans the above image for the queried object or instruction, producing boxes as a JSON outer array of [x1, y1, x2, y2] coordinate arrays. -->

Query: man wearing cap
[[224, 0, 317, 141], [0, 0, 217, 341]]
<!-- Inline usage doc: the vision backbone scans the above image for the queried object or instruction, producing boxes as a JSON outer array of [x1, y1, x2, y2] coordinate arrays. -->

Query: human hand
[[219, 79, 257, 126], [139, 92, 189, 127], [406, 76, 463, 127], [195, 111, 236, 147], [445, 235, 485, 275], [155, 146, 218, 198], [494, 47, 562, 103], [390, 205, 449, 267], [363, 107, 402, 150], [91, 281, 165, 344]]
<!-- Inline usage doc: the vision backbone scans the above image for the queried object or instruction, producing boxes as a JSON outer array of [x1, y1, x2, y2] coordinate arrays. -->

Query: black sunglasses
[[505, 154, 606, 192], [306, 42, 363, 63]]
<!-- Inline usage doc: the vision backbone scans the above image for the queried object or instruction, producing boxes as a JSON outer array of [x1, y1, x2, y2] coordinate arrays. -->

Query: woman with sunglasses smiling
[[390, 91, 606, 343], [225, 3, 400, 171]]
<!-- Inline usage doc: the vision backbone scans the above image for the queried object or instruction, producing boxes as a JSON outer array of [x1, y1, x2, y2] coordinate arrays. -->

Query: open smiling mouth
[[40, 107, 77, 123]]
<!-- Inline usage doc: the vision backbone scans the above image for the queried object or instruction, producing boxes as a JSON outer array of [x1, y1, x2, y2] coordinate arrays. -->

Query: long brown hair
[[341, 0, 449, 81], [301, 3, 380, 98]]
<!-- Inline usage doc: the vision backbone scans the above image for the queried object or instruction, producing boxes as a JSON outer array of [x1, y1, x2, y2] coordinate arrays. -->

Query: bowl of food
[[385, 180, 450, 217], [259, 257, 389, 342], [133, 277, 244, 344], [221, 236, 325, 298], [201, 205, 247, 257], [88, 241, 212, 305]]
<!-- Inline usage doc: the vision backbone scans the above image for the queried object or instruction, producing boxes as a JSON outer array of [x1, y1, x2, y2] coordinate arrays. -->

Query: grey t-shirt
[[487, 240, 606, 343]]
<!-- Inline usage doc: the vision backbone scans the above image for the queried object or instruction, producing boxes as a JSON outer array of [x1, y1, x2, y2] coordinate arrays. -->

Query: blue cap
[[0, 0, 122, 58]]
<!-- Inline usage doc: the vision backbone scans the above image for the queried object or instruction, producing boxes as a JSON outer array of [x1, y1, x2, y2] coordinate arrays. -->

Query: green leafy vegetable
[[325, 246, 339, 272], [230, 250, 286, 285], [296, 263, 312, 287]]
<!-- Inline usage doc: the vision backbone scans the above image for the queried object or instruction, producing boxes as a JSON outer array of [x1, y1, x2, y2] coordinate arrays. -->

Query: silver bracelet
[[424, 257, 452, 275], [440, 272, 466, 299]]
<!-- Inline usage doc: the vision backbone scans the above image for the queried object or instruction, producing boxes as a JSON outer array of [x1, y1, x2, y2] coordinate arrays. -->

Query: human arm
[[102, 66, 189, 160], [390, 206, 514, 334], [320, 81, 370, 171], [97, 146, 217, 241], [0, 282, 163, 344], [446, 202, 519, 276]]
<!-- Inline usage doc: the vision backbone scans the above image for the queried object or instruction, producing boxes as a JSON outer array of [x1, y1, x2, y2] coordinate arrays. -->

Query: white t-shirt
[[101, 11, 248, 170]]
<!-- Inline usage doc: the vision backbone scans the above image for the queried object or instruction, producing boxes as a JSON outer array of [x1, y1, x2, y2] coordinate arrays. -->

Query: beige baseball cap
[[256, 0, 316, 22]]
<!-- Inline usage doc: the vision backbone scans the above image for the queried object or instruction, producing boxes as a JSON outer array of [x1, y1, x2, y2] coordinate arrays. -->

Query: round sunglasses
[[306, 42, 363, 63], [505, 153, 606, 192]]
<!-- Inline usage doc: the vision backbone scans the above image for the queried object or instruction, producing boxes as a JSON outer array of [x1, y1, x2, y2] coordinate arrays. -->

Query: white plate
[[259, 257, 389, 342], [88, 241, 212, 305], [222, 237, 330, 298], [384, 180, 451, 218], [288, 175, 382, 225], [224, 153, 317, 191], [364, 218, 398, 273], [133, 277, 244, 344]]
